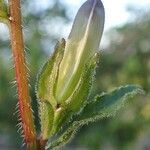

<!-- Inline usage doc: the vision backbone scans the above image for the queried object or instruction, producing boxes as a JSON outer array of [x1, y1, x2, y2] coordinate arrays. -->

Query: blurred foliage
[[0, 1, 150, 149]]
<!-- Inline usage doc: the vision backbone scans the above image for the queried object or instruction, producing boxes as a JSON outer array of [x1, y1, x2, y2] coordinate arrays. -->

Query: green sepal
[[40, 101, 54, 140], [64, 52, 100, 113], [47, 53, 100, 136], [48, 107, 67, 137], [36, 39, 65, 107], [37, 39, 66, 139], [46, 85, 144, 149], [0, 0, 8, 24]]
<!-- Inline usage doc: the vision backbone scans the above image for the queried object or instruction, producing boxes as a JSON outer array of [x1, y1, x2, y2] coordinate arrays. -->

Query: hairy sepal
[[64, 52, 100, 113], [40, 101, 54, 140], [37, 39, 65, 139], [48, 53, 100, 136], [37, 39, 65, 107]]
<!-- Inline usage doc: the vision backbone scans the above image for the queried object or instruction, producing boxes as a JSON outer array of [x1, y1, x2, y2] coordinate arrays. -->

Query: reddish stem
[[37, 136, 48, 150], [8, 0, 37, 148]]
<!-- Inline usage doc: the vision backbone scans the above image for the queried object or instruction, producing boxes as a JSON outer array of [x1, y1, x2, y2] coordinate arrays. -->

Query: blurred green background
[[0, 0, 150, 149]]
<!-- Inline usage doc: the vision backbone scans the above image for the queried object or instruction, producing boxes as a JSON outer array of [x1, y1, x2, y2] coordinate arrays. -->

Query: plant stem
[[8, 0, 37, 149], [37, 137, 48, 150]]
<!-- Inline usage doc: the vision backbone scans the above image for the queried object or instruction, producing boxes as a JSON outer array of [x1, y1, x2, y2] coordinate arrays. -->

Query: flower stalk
[[8, 0, 37, 149]]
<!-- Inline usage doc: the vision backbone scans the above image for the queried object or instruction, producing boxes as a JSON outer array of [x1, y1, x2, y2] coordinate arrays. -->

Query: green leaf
[[46, 85, 144, 149], [77, 85, 144, 120]]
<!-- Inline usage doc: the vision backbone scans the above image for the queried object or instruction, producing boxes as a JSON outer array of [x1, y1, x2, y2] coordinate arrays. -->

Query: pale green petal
[[55, 0, 105, 102]]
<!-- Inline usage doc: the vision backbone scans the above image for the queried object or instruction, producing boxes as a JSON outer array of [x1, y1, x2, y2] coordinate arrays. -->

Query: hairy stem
[[8, 0, 37, 148]]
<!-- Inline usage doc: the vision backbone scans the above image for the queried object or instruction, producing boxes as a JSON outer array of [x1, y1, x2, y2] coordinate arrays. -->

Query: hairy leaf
[[77, 85, 144, 120], [46, 121, 82, 150], [46, 85, 144, 149]]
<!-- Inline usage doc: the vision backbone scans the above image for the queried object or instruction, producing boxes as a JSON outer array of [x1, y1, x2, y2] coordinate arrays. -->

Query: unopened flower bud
[[37, 0, 105, 138], [55, 0, 105, 102]]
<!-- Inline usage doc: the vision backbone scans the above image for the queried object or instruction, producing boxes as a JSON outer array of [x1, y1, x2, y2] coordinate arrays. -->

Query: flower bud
[[55, 0, 105, 102], [37, 0, 105, 138]]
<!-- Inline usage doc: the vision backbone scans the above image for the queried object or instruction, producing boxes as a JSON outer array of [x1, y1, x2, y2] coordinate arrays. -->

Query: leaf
[[46, 85, 144, 149], [46, 121, 82, 150], [77, 85, 144, 120]]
